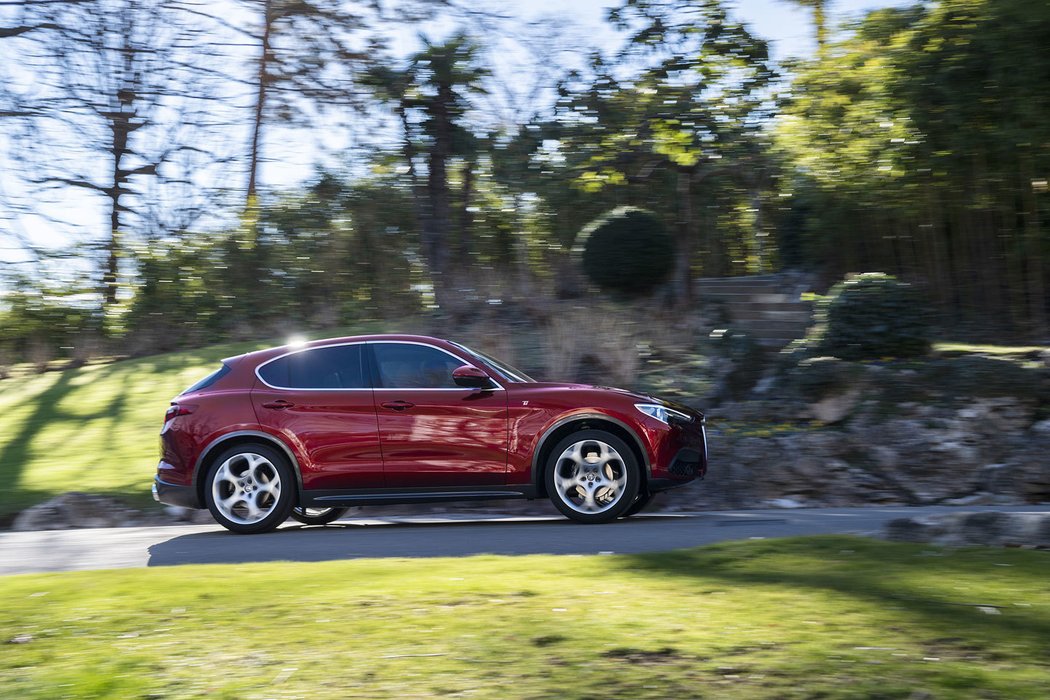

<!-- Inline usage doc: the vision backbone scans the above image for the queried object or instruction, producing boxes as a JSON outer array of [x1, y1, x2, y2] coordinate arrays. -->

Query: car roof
[[228, 334, 456, 367]]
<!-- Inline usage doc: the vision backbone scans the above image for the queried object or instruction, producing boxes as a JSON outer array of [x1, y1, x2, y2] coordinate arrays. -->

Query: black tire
[[621, 492, 655, 518], [290, 507, 350, 526], [544, 429, 640, 524], [203, 443, 295, 534]]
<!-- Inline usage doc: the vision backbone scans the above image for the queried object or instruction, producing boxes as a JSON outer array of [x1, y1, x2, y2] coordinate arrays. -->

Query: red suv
[[153, 335, 707, 533]]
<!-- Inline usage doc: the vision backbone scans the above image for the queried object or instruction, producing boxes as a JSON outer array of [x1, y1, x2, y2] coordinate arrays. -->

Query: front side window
[[373, 343, 468, 389], [258, 345, 368, 389]]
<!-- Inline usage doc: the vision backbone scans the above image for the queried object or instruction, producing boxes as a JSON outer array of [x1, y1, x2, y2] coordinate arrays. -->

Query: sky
[[1, 0, 914, 269]]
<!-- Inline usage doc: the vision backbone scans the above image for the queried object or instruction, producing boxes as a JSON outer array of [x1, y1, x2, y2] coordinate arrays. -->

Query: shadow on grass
[[0, 371, 77, 515], [613, 536, 1050, 650]]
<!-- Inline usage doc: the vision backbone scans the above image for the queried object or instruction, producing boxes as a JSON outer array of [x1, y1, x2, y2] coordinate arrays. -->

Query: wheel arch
[[530, 414, 650, 498], [192, 430, 304, 508]]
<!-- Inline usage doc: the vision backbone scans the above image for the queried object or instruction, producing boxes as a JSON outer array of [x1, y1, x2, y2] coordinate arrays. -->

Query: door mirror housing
[[452, 364, 494, 389]]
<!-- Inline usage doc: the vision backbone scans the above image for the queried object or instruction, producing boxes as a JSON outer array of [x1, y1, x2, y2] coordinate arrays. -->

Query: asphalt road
[[3, 505, 1050, 576]]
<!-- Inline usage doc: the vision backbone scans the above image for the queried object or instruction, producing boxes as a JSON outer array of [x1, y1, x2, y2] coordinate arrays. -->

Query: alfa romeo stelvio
[[153, 334, 707, 533]]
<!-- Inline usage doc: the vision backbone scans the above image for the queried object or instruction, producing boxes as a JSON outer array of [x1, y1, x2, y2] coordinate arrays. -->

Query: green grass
[[1, 536, 1048, 698], [0, 323, 398, 519]]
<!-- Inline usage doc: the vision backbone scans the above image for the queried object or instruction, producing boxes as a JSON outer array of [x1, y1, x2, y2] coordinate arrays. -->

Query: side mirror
[[452, 364, 494, 389]]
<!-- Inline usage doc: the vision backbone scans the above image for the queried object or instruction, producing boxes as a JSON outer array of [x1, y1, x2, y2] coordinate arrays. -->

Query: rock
[[12, 492, 148, 531], [870, 445, 899, 470], [883, 511, 1050, 548], [885, 517, 943, 543], [1032, 419, 1050, 436], [809, 388, 862, 424]]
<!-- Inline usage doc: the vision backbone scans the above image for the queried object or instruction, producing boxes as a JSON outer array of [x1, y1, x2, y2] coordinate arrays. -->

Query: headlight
[[635, 403, 693, 425]]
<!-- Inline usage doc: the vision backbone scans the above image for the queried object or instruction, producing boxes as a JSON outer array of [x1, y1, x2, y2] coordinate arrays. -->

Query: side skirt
[[301, 485, 539, 508]]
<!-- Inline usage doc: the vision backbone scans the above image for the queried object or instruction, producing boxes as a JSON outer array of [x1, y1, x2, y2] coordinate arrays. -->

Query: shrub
[[577, 208, 675, 297], [806, 273, 931, 361]]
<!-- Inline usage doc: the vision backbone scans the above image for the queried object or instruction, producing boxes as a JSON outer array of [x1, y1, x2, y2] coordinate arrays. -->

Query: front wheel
[[544, 430, 640, 524], [290, 507, 349, 526], [204, 444, 295, 534]]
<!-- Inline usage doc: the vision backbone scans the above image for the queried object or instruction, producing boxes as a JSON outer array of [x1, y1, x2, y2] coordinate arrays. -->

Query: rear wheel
[[204, 444, 294, 534], [290, 507, 349, 526], [544, 430, 640, 524]]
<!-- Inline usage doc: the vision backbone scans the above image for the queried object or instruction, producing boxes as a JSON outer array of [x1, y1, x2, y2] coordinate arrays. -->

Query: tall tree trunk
[[425, 83, 454, 309], [813, 1, 827, 56], [102, 25, 140, 308], [246, 0, 272, 207], [459, 157, 474, 263]]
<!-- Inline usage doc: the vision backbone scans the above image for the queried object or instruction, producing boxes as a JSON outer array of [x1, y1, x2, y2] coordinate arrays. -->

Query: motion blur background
[[1, 0, 1047, 373]]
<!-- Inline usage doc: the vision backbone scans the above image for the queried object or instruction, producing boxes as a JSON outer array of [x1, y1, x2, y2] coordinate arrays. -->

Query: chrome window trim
[[254, 341, 371, 392], [253, 339, 504, 392]]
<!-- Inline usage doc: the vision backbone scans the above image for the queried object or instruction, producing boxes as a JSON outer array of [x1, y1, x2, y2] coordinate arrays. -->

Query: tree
[[777, 0, 1050, 334], [1, 0, 215, 308], [365, 32, 489, 308], [782, 0, 830, 54], [549, 0, 775, 302]]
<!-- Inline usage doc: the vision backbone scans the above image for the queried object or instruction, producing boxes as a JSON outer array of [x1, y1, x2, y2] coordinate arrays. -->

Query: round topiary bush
[[577, 207, 675, 297], [809, 272, 931, 361]]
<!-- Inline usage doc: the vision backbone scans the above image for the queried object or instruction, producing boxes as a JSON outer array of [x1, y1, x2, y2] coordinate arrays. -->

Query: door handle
[[381, 400, 415, 411], [262, 399, 294, 410]]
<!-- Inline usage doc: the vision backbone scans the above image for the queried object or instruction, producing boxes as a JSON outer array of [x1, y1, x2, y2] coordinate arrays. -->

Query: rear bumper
[[153, 475, 201, 509]]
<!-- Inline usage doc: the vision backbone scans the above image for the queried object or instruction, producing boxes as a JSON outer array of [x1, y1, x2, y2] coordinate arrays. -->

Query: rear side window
[[181, 363, 231, 395], [258, 345, 368, 390]]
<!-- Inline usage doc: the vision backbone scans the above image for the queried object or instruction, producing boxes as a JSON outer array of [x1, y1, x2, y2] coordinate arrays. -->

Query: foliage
[[803, 273, 931, 361], [0, 284, 99, 367], [578, 208, 674, 297], [3, 537, 1050, 697], [776, 0, 1050, 332]]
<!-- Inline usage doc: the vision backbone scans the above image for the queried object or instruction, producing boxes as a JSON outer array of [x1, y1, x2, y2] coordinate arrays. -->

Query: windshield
[[451, 342, 536, 383]]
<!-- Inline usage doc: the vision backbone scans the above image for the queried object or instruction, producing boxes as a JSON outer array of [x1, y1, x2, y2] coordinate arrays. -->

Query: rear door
[[252, 343, 383, 490], [369, 341, 508, 488]]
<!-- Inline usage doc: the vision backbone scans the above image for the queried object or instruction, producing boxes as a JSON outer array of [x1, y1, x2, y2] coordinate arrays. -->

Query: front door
[[369, 342, 508, 488], [252, 343, 383, 490]]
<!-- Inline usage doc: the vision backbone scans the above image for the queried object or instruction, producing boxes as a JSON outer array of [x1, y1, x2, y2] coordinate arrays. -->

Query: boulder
[[884, 511, 1050, 548], [12, 492, 150, 531], [809, 388, 862, 424]]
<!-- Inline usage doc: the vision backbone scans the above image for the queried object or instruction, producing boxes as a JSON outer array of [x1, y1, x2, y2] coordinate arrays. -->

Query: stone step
[[728, 301, 814, 313], [695, 274, 787, 284], [696, 286, 795, 297], [726, 319, 812, 333], [728, 308, 813, 323]]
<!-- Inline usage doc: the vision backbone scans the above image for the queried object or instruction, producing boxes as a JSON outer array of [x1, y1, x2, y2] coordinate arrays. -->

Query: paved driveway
[[3, 505, 1049, 576]]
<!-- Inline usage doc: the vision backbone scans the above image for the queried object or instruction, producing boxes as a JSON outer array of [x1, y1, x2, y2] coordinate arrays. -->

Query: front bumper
[[646, 417, 707, 491], [153, 475, 201, 509]]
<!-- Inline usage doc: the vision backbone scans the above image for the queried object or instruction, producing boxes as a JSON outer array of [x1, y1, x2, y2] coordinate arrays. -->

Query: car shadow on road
[[145, 514, 693, 567]]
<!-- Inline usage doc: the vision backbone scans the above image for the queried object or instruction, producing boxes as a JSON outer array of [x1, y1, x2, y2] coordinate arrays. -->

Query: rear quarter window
[[181, 363, 231, 395]]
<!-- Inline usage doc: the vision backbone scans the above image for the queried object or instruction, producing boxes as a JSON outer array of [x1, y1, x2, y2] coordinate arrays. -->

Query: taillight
[[165, 404, 195, 422]]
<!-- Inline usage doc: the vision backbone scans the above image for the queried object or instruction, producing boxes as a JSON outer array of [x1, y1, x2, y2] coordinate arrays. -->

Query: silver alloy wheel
[[552, 439, 629, 514], [211, 452, 283, 525]]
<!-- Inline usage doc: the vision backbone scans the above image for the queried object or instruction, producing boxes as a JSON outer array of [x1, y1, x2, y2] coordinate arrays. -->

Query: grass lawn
[[0, 323, 397, 520], [1, 536, 1048, 699]]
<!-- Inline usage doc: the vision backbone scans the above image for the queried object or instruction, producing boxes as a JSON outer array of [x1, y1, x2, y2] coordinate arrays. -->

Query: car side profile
[[153, 334, 707, 534]]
